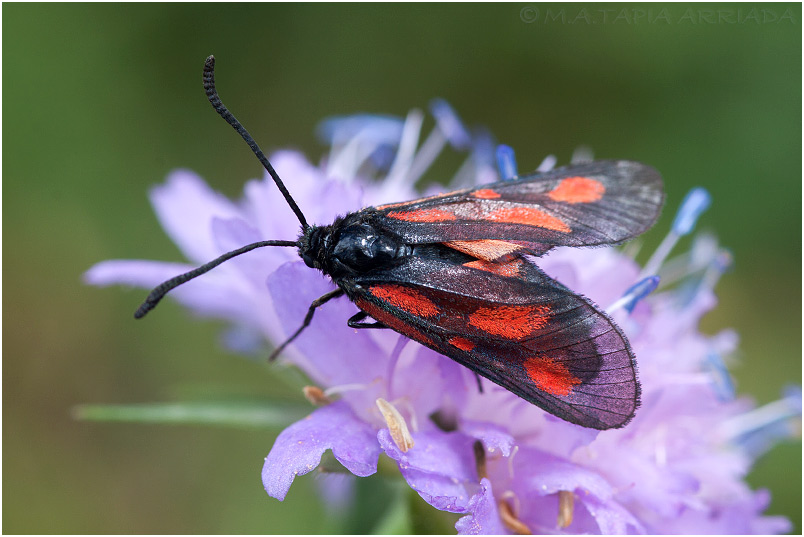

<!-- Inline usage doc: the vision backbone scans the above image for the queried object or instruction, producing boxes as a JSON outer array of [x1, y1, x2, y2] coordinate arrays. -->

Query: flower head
[[86, 102, 797, 534]]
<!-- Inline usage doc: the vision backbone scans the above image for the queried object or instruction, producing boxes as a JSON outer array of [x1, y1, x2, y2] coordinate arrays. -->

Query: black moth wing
[[341, 251, 639, 430], [369, 160, 663, 258]]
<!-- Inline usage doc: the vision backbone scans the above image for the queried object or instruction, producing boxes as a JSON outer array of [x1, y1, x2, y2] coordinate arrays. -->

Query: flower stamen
[[430, 98, 471, 150], [385, 109, 425, 189], [704, 352, 736, 401], [376, 398, 415, 452], [406, 125, 447, 185], [506, 445, 519, 480], [319, 114, 405, 180], [642, 187, 711, 277], [498, 494, 531, 535], [496, 144, 518, 180], [570, 145, 593, 163], [606, 275, 660, 314], [473, 440, 487, 480], [323, 382, 371, 398], [537, 154, 557, 172], [718, 387, 802, 454], [302, 385, 332, 406], [557, 490, 575, 529]]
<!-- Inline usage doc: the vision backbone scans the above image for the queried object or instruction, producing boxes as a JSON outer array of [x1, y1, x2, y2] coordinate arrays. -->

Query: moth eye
[[301, 251, 316, 268]]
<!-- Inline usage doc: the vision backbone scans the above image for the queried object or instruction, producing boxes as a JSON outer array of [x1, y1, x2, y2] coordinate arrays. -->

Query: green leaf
[[72, 401, 309, 428]]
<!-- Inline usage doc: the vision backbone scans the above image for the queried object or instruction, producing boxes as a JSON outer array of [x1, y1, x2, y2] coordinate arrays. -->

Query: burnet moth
[[136, 56, 664, 430]]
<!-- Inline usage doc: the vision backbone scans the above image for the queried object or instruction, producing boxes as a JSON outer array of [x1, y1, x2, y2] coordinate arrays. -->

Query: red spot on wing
[[468, 305, 550, 340], [471, 188, 501, 199], [547, 177, 605, 204], [446, 240, 525, 262], [486, 207, 571, 233], [523, 355, 581, 397], [463, 258, 524, 278], [369, 284, 439, 317], [386, 207, 458, 222], [354, 297, 438, 348], [449, 337, 475, 352]]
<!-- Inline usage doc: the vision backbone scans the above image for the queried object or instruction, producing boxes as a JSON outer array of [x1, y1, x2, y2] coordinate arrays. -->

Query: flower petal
[[378, 428, 478, 512], [515, 448, 613, 500], [582, 494, 644, 534], [455, 478, 505, 535], [85, 259, 262, 323], [267, 261, 387, 389], [209, 216, 292, 286], [656, 488, 792, 534], [150, 169, 243, 263], [84, 259, 194, 289], [508, 447, 645, 534], [389, 344, 472, 425], [262, 401, 380, 501], [460, 420, 516, 458]]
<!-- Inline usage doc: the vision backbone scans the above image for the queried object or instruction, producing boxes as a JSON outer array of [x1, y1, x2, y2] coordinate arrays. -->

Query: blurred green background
[[3, 3, 801, 534]]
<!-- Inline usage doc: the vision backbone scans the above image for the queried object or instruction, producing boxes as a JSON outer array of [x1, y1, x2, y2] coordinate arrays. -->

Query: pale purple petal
[[149, 169, 244, 263], [378, 428, 478, 512], [388, 345, 474, 428], [540, 246, 640, 309], [657, 489, 792, 534], [242, 151, 366, 237], [537, 415, 600, 455], [208, 217, 291, 285], [455, 479, 505, 535], [84, 259, 194, 289], [242, 154, 315, 241], [582, 495, 644, 534], [84, 259, 258, 322], [513, 448, 614, 500], [460, 421, 515, 458], [266, 261, 387, 389], [502, 447, 647, 533], [262, 401, 380, 501]]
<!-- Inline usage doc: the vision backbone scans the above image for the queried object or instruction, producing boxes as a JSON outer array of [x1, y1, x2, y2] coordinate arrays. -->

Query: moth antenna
[[134, 239, 298, 319], [203, 55, 309, 230]]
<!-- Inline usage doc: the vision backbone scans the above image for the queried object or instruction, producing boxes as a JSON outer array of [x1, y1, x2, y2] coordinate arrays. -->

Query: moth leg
[[347, 311, 388, 329], [268, 288, 345, 361], [474, 372, 484, 394]]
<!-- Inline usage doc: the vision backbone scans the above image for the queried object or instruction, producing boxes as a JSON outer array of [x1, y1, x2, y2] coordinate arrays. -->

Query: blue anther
[[496, 144, 518, 180], [316, 114, 404, 145], [672, 187, 711, 236], [430, 99, 472, 150], [729, 386, 802, 456], [623, 275, 661, 313], [705, 352, 736, 401]]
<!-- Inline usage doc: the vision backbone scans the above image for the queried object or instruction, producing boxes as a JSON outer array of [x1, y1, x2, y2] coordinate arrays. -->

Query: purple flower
[[86, 104, 797, 534]]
